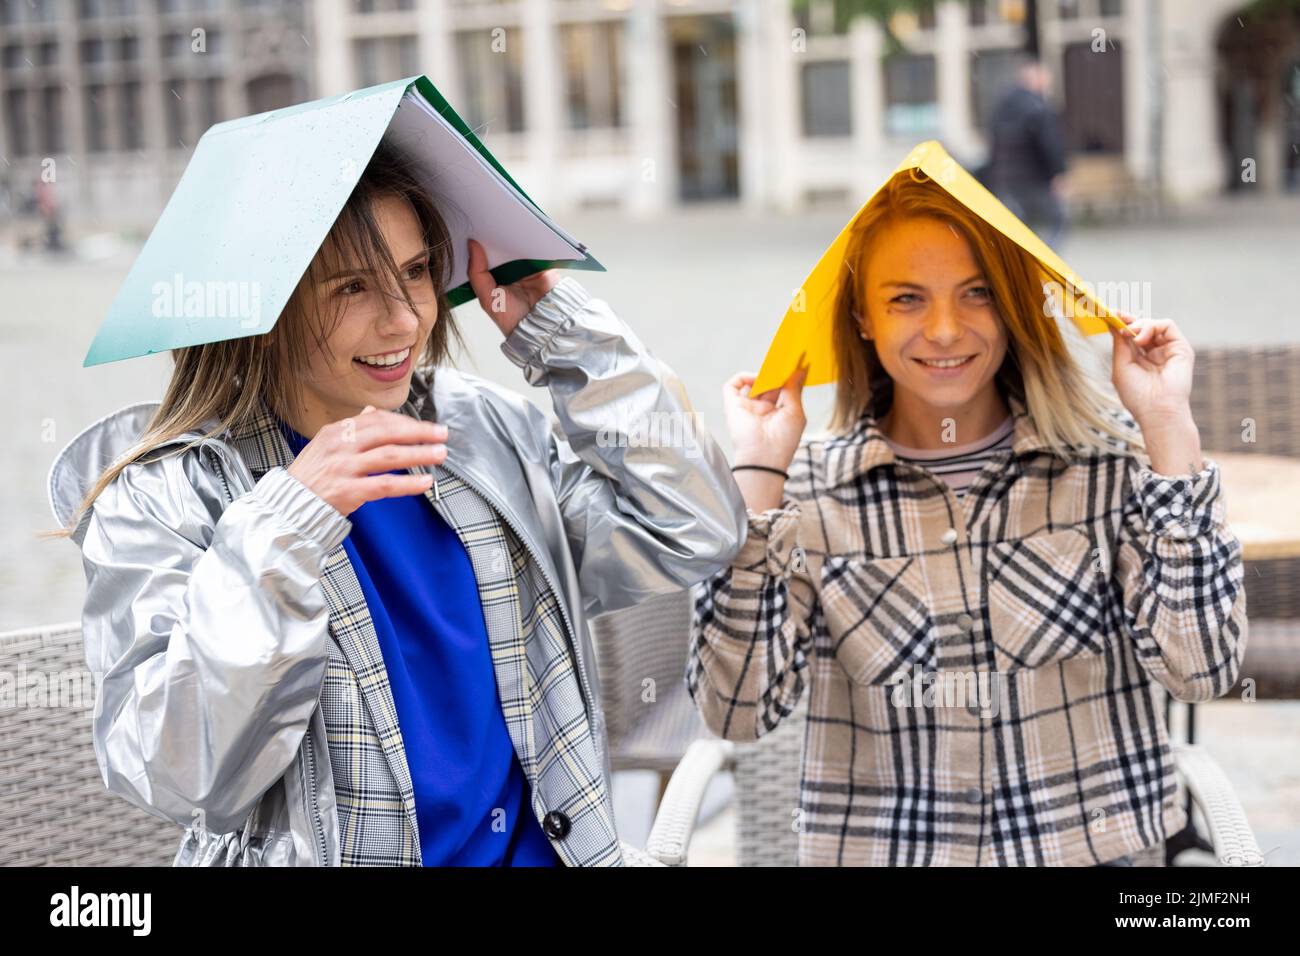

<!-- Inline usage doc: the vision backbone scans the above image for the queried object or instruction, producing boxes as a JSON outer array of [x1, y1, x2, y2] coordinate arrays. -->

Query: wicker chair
[[0, 621, 667, 867], [588, 589, 715, 798], [647, 695, 1264, 867], [0, 622, 181, 866], [1186, 345, 1300, 699]]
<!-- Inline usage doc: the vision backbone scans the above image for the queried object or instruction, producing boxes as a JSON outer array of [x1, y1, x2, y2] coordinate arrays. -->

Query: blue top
[[279, 422, 561, 867]]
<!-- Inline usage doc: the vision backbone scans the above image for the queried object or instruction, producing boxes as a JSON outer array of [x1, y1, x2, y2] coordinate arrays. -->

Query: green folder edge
[[404, 75, 605, 304], [83, 74, 605, 366]]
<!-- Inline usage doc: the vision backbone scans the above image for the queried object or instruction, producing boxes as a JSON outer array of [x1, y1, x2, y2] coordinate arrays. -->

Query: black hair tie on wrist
[[731, 464, 789, 480]]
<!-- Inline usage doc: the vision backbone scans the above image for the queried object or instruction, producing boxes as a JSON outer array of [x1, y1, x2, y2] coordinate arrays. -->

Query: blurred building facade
[[2, 0, 1296, 229], [314, 0, 1298, 212], [0, 0, 314, 227]]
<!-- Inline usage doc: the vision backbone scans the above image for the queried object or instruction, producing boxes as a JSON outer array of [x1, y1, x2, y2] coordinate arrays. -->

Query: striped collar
[[822, 391, 1054, 490]]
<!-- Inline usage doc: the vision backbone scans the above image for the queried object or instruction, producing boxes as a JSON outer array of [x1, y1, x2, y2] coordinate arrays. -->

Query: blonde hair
[[829, 171, 1143, 457], [52, 143, 461, 537]]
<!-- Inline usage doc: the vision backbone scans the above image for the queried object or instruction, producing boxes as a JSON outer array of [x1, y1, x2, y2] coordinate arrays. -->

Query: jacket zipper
[[204, 447, 233, 503], [207, 442, 330, 866], [301, 726, 328, 866]]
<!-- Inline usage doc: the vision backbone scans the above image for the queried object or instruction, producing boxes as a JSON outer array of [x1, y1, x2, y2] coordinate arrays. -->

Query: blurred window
[[121, 80, 142, 148], [246, 73, 295, 112], [355, 0, 415, 12], [353, 35, 418, 87], [40, 85, 63, 154], [455, 27, 525, 135], [1057, 0, 1080, 19], [793, 0, 849, 36], [86, 83, 108, 151], [884, 52, 938, 137], [801, 59, 852, 137], [164, 80, 187, 146], [970, 48, 1022, 134], [1063, 39, 1123, 152], [560, 21, 624, 130], [5, 88, 29, 156], [161, 33, 187, 58], [38, 41, 59, 65], [200, 77, 222, 133], [969, 0, 1027, 27], [1099, 0, 1122, 16], [30, 0, 59, 20], [80, 38, 107, 64]]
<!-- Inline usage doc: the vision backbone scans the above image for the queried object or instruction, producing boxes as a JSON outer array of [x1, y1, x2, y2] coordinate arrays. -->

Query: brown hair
[[829, 170, 1142, 456], [54, 142, 461, 536]]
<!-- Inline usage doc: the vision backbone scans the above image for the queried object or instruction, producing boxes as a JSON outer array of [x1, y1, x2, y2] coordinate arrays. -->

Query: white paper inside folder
[[383, 89, 587, 293]]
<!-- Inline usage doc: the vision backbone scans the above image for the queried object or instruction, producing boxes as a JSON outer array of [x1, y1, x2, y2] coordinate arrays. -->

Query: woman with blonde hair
[[688, 169, 1247, 866], [50, 140, 745, 866]]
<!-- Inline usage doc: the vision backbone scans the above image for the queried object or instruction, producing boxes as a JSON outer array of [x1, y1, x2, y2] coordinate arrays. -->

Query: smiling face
[[291, 192, 438, 437], [857, 215, 1010, 443]]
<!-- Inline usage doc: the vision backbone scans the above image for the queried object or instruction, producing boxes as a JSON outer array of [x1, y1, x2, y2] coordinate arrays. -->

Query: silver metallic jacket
[[48, 277, 747, 865]]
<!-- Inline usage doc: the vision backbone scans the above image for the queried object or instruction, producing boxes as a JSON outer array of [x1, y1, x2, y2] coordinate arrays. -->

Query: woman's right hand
[[286, 406, 448, 517], [723, 365, 808, 512]]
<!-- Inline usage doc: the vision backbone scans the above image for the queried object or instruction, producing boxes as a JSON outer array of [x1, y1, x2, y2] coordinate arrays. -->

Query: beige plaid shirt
[[688, 392, 1248, 866]]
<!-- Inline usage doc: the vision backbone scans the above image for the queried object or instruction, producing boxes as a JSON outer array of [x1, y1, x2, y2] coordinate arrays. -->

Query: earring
[[851, 308, 868, 341]]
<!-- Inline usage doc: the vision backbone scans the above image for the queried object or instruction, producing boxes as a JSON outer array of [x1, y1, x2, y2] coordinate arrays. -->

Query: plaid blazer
[[225, 395, 620, 866], [688, 392, 1248, 866]]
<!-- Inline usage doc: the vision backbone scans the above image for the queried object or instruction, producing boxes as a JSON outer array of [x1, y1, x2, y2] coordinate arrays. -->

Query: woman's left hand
[[1109, 314, 1205, 476], [1109, 314, 1195, 426], [466, 237, 560, 338]]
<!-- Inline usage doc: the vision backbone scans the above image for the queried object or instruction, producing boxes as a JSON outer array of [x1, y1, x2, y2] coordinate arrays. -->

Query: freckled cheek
[[990, 322, 1010, 358], [968, 308, 1005, 350]]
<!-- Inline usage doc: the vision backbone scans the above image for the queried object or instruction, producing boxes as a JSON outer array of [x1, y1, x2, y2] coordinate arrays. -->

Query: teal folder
[[83, 74, 604, 366]]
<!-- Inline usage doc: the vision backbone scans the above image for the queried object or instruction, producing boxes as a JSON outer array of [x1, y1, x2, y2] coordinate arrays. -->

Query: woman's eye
[[336, 278, 366, 296], [890, 293, 920, 306], [405, 261, 429, 282], [966, 285, 993, 302]]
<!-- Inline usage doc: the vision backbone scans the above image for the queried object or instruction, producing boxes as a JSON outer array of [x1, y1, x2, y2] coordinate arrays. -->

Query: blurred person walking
[[985, 57, 1069, 247], [34, 177, 65, 254]]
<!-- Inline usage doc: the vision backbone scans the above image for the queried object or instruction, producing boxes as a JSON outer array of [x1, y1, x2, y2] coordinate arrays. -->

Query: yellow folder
[[751, 140, 1130, 395]]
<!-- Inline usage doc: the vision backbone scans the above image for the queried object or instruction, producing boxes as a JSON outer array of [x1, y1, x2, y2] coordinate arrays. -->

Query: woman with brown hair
[[49, 142, 746, 866], [688, 169, 1247, 866]]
